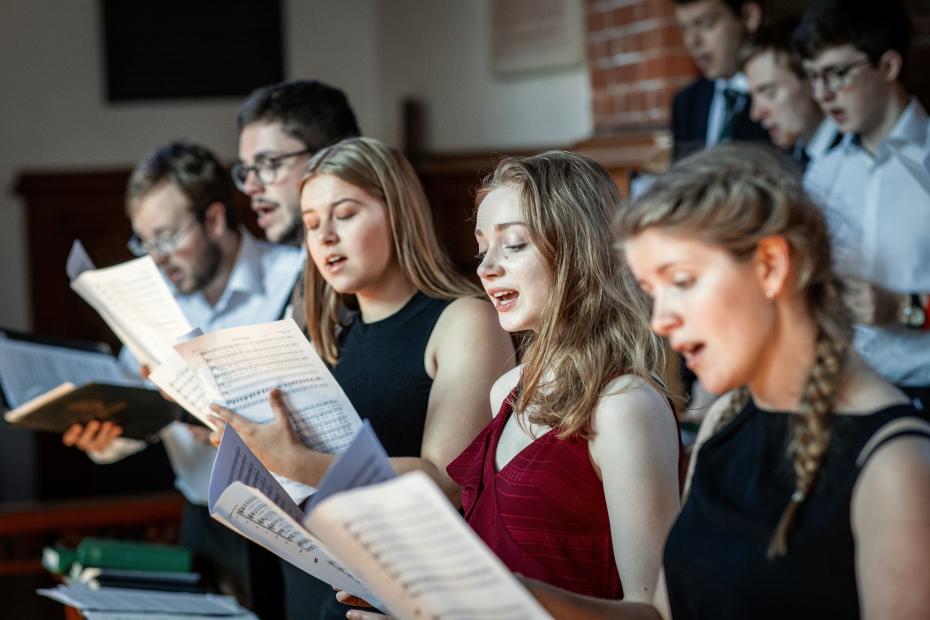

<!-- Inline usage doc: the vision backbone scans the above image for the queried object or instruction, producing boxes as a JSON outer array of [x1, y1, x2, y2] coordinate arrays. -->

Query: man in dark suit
[[672, 0, 770, 159]]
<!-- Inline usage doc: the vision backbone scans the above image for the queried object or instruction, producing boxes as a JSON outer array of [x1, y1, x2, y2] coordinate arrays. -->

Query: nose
[[476, 247, 502, 281], [649, 293, 681, 337], [316, 219, 338, 246], [750, 98, 764, 122], [809, 78, 832, 105]]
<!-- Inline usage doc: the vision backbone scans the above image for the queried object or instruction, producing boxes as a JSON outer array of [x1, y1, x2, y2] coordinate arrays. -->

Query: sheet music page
[[209, 425, 306, 517], [306, 472, 554, 620], [208, 428, 378, 603], [305, 420, 395, 513], [175, 319, 362, 454], [70, 255, 192, 366], [148, 352, 216, 430], [83, 612, 257, 620], [0, 338, 143, 408]]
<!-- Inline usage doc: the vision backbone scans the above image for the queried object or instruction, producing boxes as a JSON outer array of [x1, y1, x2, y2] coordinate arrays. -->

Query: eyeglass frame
[[231, 147, 312, 191], [127, 216, 201, 258], [803, 57, 872, 94]]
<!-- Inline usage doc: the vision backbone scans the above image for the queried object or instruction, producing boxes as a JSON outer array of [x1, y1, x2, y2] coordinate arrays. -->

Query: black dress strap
[[856, 418, 930, 469]]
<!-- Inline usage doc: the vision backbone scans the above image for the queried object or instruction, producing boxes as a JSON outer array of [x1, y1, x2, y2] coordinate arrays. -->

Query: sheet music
[[37, 584, 244, 614], [307, 472, 553, 620], [209, 425, 307, 517], [175, 319, 362, 454], [148, 352, 216, 430], [0, 338, 142, 408], [305, 420, 395, 512], [83, 613, 257, 620], [208, 428, 378, 603], [69, 252, 192, 366]]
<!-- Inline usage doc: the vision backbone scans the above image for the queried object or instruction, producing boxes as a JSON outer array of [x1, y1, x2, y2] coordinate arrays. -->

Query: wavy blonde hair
[[301, 137, 480, 364], [478, 151, 680, 440], [614, 143, 853, 558]]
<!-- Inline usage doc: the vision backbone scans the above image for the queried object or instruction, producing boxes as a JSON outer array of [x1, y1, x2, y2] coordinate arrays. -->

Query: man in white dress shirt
[[62, 141, 304, 607], [797, 0, 930, 405]]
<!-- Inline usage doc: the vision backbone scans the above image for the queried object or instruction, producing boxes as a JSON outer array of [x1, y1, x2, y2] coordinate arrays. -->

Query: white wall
[[376, 0, 592, 151]]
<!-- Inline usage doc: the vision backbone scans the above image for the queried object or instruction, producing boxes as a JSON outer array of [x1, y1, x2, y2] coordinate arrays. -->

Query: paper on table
[[0, 338, 142, 408], [175, 319, 362, 454], [37, 584, 244, 615], [208, 427, 378, 603], [68, 243, 192, 367], [306, 472, 553, 620]]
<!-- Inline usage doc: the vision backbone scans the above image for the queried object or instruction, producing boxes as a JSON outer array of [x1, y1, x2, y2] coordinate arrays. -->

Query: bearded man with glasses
[[796, 0, 930, 412], [62, 141, 304, 611]]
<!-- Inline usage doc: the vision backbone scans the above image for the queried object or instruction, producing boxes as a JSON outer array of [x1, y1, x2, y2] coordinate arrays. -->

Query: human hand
[[336, 589, 392, 620], [62, 420, 123, 452], [140, 364, 176, 404], [208, 388, 302, 475]]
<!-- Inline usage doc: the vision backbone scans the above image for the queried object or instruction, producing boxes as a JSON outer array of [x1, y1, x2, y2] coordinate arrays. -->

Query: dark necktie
[[717, 88, 744, 143]]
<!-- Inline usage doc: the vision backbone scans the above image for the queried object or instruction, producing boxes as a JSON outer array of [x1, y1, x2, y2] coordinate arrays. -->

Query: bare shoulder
[[855, 418, 930, 501], [591, 375, 677, 451], [434, 296, 500, 335], [489, 365, 522, 415], [427, 296, 514, 375]]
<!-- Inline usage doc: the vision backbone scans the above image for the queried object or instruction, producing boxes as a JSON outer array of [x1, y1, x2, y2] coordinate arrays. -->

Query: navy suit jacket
[[671, 78, 771, 160]]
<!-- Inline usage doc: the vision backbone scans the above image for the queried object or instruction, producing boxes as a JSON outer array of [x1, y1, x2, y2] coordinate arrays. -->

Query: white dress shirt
[[805, 98, 930, 386], [98, 229, 304, 505], [706, 73, 750, 147]]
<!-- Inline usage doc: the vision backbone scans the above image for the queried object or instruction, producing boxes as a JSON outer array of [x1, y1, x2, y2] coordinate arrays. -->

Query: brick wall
[[586, 0, 697, 134]]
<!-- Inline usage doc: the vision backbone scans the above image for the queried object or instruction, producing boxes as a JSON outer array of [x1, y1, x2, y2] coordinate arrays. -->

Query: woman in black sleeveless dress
[[212, 137, 515, 619], [522, 144, 930, 620]]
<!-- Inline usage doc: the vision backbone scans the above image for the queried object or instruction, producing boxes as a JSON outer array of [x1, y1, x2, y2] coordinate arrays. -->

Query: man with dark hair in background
[[796, 0, 930, 409], [62, 141, 304, 612], [742, 17, 839, 170], [235, 80, 361, 246], [671, 0, 770, 159]]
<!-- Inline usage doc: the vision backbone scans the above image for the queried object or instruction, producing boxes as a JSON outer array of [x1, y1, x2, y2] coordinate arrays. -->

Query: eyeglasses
[[127, 217, 200, 257], [803, 58, 872, 94], [231, 148, 312, 191]]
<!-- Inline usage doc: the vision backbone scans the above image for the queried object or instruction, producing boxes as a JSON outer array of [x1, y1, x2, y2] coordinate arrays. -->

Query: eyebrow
[[474, 221, 526, 236], [301, 197, 362, 214]]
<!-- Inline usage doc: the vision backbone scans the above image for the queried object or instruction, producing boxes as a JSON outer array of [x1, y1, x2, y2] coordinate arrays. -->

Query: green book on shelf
[[76, 538, 192, 573]]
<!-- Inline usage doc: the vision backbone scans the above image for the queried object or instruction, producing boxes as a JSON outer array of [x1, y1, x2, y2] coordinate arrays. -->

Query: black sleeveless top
[[331, 292, 452, 457], [664, 399, 929, 620]]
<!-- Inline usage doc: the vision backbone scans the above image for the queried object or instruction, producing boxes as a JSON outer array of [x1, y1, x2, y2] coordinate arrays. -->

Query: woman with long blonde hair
[[526, 144, 930, 619], [441, 150, 683, 602], [212, 136, 515, 619]]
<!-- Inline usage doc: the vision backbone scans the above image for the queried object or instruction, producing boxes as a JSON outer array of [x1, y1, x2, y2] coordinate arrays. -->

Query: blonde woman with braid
[[522, 144, 930, 620]]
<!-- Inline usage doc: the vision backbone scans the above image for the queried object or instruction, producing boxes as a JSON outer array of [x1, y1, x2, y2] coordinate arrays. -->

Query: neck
[[748, 300, 819, 412], [799, 109, 826, 145], [202, 230, 241, 306], [354, 267, 418, 323], [861, 85, 909, 153]]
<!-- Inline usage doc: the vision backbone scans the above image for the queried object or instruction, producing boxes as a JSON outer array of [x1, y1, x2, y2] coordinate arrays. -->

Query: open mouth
[[252, 202, 278, 228], [325, 255, 347, 271], [488, 289, 519, 311], [677, 342, 705, 369]]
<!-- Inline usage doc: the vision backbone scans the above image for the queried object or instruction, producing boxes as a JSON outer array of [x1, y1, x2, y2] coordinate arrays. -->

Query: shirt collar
[[804, 117, 840, 160], [844, 97, 928, 158], [220, 228, 264, 303], [715, 72, 749, 94]]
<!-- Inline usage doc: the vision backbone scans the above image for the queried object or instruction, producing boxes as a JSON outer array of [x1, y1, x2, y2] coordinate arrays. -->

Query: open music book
[[209, 422, 552, 620], [0, 332, 180, 440], [149, 318, 363, 502], [67, 241, 192, 368]]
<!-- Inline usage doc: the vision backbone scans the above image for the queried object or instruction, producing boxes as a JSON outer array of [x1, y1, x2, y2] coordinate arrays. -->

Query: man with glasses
[[796, 0, 930, 409], [741, 17, 839, 170], [671, 0, 770, 160], [63, 141, 304, 612], [235, 80, 361, 247]]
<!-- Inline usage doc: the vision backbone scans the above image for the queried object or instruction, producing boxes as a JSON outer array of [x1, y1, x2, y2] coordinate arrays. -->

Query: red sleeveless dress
[[446, 387, 624, 598]]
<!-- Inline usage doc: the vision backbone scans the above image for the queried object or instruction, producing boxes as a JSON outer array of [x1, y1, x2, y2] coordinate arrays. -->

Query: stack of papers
[[38, 584, 256, 619]]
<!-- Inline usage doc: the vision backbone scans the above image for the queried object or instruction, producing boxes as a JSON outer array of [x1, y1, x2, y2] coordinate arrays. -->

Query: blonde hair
[[300, 137, 480, 364], [614, 143, 853, 558], [478, 150, 680, 440]]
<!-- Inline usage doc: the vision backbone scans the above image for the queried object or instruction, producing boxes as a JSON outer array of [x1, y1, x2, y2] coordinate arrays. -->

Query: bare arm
[[524, 572, 670, 620], [852, 420, 930, 619], [589, 377, 680, 604]]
